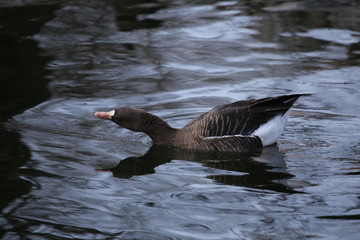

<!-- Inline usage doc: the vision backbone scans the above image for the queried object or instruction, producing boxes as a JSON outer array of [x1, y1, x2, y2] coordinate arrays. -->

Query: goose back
[[183, 94, 306, 137]]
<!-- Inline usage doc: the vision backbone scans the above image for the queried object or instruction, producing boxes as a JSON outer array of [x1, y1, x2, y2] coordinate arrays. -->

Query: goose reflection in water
[[98, 146, 300, 194]]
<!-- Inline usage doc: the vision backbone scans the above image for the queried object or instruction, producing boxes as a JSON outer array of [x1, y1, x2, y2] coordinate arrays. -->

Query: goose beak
[[94, 110, 114, 120]]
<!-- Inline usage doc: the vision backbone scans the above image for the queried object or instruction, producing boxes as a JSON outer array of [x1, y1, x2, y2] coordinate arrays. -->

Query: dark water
[[1, 0, 360, 239]]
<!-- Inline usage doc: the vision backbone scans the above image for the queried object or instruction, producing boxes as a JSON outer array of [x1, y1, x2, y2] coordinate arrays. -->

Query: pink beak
[[94, 111, 114, 120]]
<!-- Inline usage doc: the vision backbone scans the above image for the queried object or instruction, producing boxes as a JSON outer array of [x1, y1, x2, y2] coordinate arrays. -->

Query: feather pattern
[[183, 94, 307, 138]]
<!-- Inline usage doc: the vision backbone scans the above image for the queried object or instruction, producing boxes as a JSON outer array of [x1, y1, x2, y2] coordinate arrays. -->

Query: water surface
[[1, 0, 360, 239]]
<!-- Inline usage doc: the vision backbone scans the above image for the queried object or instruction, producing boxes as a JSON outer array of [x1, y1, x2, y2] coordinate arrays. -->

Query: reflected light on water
[[1, 0, 360, 239]]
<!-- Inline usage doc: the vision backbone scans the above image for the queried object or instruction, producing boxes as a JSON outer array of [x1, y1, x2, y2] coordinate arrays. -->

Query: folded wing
[[184, 94, 306, 138]]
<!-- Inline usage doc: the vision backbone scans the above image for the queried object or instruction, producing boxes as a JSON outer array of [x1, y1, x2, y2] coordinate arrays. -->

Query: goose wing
[[184, 94, 306, 137]]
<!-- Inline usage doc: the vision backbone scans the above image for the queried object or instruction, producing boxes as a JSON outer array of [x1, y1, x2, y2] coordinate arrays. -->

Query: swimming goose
[[95, 94, 308, 152]]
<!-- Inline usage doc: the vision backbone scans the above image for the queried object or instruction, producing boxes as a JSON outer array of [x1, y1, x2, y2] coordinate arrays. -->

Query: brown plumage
[[95, 94, 308, 152]]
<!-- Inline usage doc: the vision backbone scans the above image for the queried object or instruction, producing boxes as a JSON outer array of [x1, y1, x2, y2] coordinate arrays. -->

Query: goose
[[95, 94, 308, 152]]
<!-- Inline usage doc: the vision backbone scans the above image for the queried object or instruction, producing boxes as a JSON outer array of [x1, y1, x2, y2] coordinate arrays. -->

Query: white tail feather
[[252, 110, 291, 146]]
